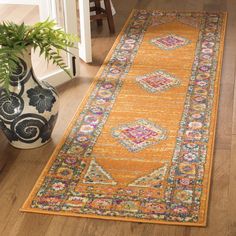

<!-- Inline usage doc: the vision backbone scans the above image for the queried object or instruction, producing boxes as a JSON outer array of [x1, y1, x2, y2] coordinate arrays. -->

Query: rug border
[[20, 10, 228, 227], [201, 11, 228, 227]]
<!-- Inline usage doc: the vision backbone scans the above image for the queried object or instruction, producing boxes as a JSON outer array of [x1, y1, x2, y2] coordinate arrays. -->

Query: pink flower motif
[[91, 199, 112, 209], [191, 113, 202, 119], [186, 130, 202, 140], [90, 106, 104, 115], [121, 43, 135, 50], [143, 203, 166, 214], [180, 178, 191, 186], [183, 153, 197, 162], [52, 182, 65, 191], [125, 39, 136, 44], [95, 99, 106, 105], [80, 124, 94, 133], [64, 156, 77, 165], [193, 95, 205, 102], [84, 115, 99, 125], [188, 121, 203, 129], [77, 135, 89, 142], [202, 41, 215, 48], [199, 65, 210, 72], [173, 205, 188, 214], [202, 48, 213, 54], [196, 81, 207, 87], [109, 68, 121, 74], [117, 56, 128, 62], [201, 54, 211, 60], [102, 82, 114, 89]]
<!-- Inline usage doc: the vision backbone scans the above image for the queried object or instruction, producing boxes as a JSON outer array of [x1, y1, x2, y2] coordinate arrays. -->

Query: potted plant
[[0, 20, 78, 149]]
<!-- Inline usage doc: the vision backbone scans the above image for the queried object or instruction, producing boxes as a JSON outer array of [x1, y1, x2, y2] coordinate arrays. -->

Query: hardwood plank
[[229, 135, 236, 236], [215, 83, 234, 150], [232, 60, 236, 134]]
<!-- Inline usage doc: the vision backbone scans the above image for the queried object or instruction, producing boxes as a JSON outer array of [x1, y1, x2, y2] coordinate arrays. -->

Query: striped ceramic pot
[[0, 47, 59, 149]]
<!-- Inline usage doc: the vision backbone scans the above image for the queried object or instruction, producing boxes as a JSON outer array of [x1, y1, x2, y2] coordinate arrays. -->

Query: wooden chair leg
[[104, 0, 115, 34], [94, 0, 103, 26]]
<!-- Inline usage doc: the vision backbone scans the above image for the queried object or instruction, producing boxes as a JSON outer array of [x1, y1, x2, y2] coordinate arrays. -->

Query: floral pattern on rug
[[111, 119, 167, 152], [128, 164, 168, 188], [83, 158, 117, 185], [23, 10, 226, 225], [136, 70, 181, 93], [150, 33, 191, 50]]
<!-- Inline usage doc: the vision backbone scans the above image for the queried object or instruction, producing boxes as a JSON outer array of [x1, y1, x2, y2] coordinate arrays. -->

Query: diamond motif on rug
[[83, 159, 117, 185], [150, 34, 191, 50], [111, 119, 167, 152], [136, 70, 181, 93], [128, 164, 168, 188], [151, 15, 201, 29]]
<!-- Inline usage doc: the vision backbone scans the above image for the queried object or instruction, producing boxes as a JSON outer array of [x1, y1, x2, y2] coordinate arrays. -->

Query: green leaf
[[0, 18, 79, 92]]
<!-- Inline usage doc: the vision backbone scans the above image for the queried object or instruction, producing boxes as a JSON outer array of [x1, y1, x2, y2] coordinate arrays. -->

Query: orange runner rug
[[21, 10, 227, 226]]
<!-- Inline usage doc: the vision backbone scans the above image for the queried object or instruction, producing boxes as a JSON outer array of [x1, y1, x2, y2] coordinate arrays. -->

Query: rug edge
[[201, 11, 228, 227], [19, 207, 207, 227]]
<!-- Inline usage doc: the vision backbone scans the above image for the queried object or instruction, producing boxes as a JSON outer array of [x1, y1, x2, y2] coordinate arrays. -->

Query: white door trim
[[38, 0, 79, 86], [78, 0, 92, 63], [0, 0, 93, 63]]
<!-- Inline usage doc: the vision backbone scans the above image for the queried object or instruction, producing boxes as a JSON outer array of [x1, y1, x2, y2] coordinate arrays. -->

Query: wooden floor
[[0, 1, 236, 235]]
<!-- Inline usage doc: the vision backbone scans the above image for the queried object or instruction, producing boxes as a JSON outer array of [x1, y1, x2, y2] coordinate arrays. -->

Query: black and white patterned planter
[[0, 47, 59, 149]]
